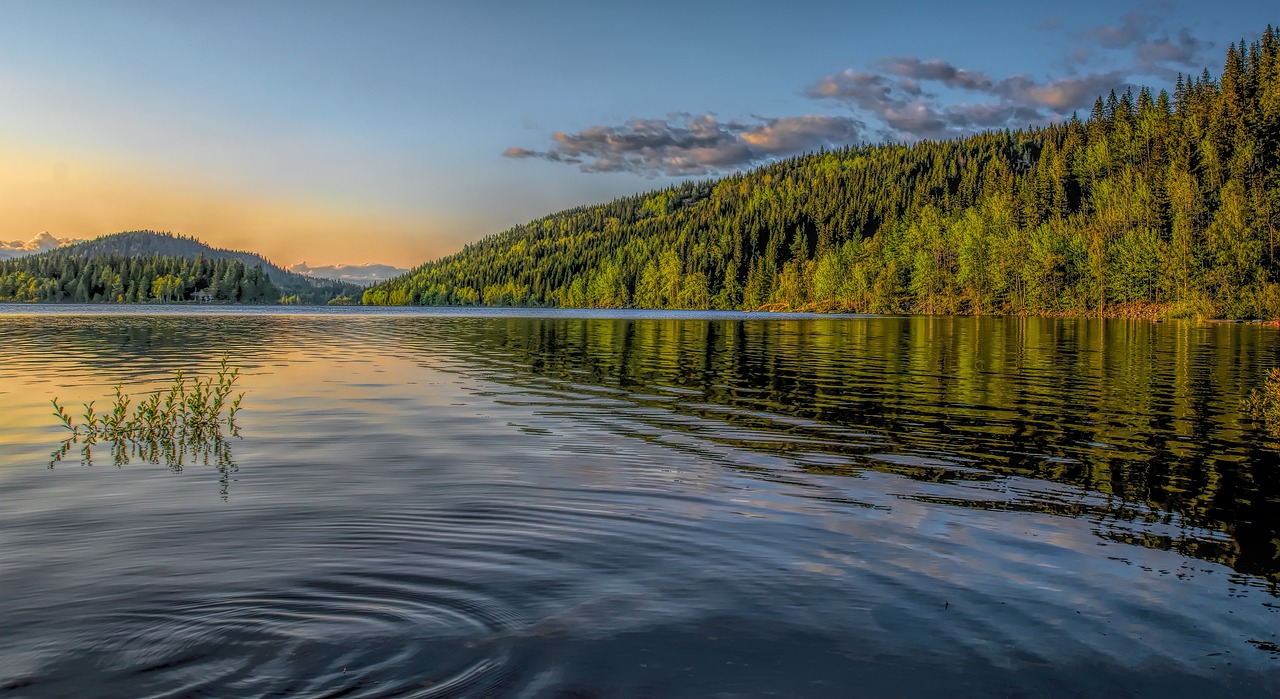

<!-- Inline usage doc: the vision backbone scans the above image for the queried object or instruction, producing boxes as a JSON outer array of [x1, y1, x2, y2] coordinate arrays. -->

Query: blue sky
[[0, 0, 1272, 267]]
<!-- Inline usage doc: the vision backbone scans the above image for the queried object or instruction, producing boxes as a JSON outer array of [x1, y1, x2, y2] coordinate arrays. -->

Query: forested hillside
[[0, 231, 364, 304], [366, 29, 1280, 318], [0, 253, 279, 303]]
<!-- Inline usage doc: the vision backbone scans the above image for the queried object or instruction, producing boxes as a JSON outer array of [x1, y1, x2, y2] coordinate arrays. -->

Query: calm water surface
[[0, 305, 1277, 698]]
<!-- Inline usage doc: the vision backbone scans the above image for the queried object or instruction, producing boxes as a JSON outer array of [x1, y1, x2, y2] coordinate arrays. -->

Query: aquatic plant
[[1245, 367, 1280, 435], [51, 354, 243, 442], [48, 355, 245, 497]]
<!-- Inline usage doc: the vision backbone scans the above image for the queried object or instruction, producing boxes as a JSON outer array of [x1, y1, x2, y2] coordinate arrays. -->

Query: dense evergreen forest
[[366, 29, 1280, 318], [0, 252, 279, 303], [0, 231, 364, 304]]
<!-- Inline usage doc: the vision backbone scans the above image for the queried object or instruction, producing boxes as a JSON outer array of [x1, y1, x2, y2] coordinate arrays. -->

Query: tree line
[[0, 252, 279, 304], [365, 27, 1280, 318]]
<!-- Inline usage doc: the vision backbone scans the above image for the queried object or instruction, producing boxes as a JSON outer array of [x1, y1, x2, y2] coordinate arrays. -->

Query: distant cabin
[[193, 290, 216, 304]]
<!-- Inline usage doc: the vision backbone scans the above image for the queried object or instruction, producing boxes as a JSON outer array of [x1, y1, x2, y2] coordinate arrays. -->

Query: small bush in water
[[1245, 368, 1280, 434], [51, 354, 243, 442]]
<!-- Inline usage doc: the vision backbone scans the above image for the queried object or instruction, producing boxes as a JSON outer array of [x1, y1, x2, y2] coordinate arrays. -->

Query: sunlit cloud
[[0, 231, 82, 260]]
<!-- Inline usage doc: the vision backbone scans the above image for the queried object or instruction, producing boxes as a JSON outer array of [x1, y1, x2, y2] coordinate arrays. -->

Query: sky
[[0, 0, 1273, 269]]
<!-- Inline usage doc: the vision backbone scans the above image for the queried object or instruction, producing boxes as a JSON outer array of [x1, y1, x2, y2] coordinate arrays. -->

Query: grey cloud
[[1081, 13, 1212, 73], [996, 72, 1126, 111], [810, 58, 1125, 141], [806, 70, 899, 111], [877, 102, 951, 140], [943, 102, 1042, 129], [504, 114, 863, 176], [1133, 29, 1211, 71], [1085, 12, 1157, 50], [879, 57, 995, 92]]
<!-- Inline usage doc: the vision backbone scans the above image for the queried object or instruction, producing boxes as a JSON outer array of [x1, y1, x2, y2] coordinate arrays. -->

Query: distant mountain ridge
[[39, 230, 365, 303], [287, 261, 408, 287]]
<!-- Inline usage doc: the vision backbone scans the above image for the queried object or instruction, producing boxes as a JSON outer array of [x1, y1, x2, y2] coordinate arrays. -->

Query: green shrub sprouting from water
[[49, 355, 246, 497], [1245, 368, 1280, 435], [51, 354, 243, 442]]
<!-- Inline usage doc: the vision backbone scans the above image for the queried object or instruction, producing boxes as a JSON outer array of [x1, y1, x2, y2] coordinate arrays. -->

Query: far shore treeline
[[0, 253, 281, 304], [365, 28, 1280, 319], [0, 231, 363, 305]]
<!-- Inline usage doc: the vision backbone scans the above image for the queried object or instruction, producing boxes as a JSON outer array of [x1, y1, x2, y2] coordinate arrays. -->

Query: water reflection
[[49, 433, 238, 499], [388, 316, 1280, 584], [4, 312, 1278, 581]]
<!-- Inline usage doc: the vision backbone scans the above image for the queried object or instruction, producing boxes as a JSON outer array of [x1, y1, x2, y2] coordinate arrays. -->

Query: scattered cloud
[[0, 231, 81, 260], [805, 64, 1120, 140], [504, 113, 863, 176], [287, 261, 408, 286], [506, 9, 1214, 174]]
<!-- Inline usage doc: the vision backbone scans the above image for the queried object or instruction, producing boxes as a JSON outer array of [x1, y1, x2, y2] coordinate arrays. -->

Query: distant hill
[[52, 231, 365, 304], [0, 231, 364, 305], [365, 27, 1280, 320]]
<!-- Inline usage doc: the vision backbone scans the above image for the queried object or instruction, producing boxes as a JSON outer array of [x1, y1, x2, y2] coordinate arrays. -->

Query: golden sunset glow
[[0, 146, 466, 267]]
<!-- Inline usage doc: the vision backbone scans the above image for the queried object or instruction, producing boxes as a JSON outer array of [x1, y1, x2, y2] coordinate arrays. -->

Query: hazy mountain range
[[286, 262, 407, 287]]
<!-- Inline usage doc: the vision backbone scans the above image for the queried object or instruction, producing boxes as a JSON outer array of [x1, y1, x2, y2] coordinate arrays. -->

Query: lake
[[0, 305, 1277, 698]]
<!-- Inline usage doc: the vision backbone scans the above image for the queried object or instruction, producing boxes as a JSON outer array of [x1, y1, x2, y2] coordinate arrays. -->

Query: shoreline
[[2, 300, 1277, 324]]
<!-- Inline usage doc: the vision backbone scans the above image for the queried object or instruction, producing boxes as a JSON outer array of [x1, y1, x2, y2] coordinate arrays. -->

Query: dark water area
[[0, 305, 1277, 698]]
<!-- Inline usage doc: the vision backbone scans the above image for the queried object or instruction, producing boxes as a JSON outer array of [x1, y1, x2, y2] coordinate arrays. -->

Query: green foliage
[[1245, 367, 1280, 436], [51, 355, 244, 443], [48, 355, 246, 496], [366, 28, 1280, 318]]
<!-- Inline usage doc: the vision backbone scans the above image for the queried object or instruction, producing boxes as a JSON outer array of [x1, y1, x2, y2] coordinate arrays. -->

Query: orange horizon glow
[[0, 146, 473, 268]]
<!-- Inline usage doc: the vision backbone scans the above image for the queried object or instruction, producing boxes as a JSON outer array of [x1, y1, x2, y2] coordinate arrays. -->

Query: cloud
[[808, 70, 899, 110], [0, 231, 81, 260], [508, 9, 1210, 171], [1085, 12, 1157, 50], [505, 113, 863, 176], [1080, 12, 1212, 73], [287, 261, 408, 286], [1132, 29, 1212, 72], [806, 63, 1121, 141], [996, 72, 1127, 111], [879, 58, 995, 92]]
